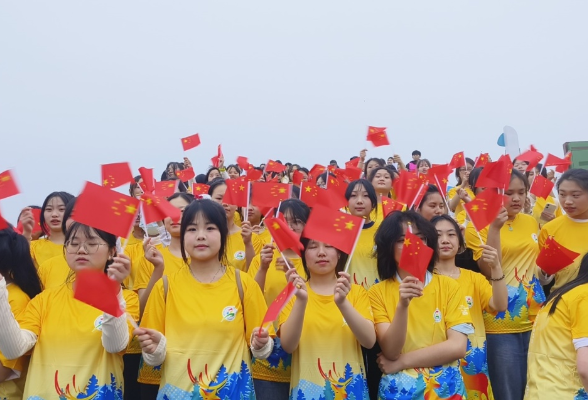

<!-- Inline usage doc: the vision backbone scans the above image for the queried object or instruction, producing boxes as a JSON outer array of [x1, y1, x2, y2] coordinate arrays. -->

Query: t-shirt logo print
[[222, 306, 238, 322], [234, 251, 246, 261], [465, 296, 474, 308], [93, 315, 104, 332], [433, 308, 442, 323]]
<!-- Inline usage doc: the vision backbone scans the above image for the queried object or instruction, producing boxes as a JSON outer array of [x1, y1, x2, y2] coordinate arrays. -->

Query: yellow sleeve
[[133, 256, 155, 291], [569, 293, 588, 339], [538, 222, 549, 250], [447, 187, 458, 200], [123, 289, 140, 322], [17, 292, 44, 336], [474, 272, 494, 312], [351, 284, 374, 322], [0, 287, 31, 371], [368, 283, 391, 325], [465, 224, 488, 261], [241, 272, 268, 344], [247, 254, 261, 279], [252, 233, 263, 255], [277, 297, 297, 334], [444, 280, 473, 330], [29, 240, 40, 268], [37, 259, 50, 290], [140, 279, 166, 334]]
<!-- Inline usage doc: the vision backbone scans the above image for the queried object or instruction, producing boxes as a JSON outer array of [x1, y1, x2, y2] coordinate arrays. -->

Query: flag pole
[[434, 175, 451, 214], [409, 183, 427, 210], [243, 181, 251, 222], [343, 219, 365, 273]]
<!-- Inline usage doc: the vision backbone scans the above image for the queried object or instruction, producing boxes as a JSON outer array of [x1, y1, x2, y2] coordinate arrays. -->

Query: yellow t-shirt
[[134, 245, 185, 292], [539, 215, 588, 291], [30, 238, 63, 268], [369, 274, 472, 399], [347, 221, 380, 290], [226, 230, 262, 272], [452, 269, 495, 400], [524, 284, 588, 400], [123, 241, 151, 291], [121, 234, 143, 248], [0, 284, 31, 400], [247, 251, 306, 383], [38, 254, 70, 290], [465, 213, 546, 333], [532, 195, 562, 227], [140, 266, 267, 398], [16, 284, 139, 399], [278, 284, 373, 400], [256, 228, 272, 247], [448, 187, 475, 225]]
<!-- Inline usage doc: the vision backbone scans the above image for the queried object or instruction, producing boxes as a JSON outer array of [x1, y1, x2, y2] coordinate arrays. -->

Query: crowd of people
[[0, 146, 587, 400]]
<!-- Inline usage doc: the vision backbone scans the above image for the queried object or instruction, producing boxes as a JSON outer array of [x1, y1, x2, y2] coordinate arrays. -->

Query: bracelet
[[489, 274, 505, 282], [219, 167, 226, 173]]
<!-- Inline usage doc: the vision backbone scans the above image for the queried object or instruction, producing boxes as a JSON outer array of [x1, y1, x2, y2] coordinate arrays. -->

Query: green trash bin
[[563, 142, 588, 170]]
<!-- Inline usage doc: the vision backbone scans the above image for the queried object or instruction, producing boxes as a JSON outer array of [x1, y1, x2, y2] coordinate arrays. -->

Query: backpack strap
[[163, 275, 169, 302]]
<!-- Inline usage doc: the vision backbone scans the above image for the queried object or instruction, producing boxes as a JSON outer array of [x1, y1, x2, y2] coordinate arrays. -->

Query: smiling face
[[435, 219, 460, 260], [371, 169, 393, 192], [304, 240, 340, 277], [558, 179, 588, 219], [44, 196, 67, 234], [183, 212, 222, 262]]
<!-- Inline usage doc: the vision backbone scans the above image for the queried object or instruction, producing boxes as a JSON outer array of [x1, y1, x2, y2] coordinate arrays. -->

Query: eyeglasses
[[65, 241, 108, 254]]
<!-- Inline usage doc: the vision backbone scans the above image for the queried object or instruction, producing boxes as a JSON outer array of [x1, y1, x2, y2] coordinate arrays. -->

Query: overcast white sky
[[1, 1, 587, 223]]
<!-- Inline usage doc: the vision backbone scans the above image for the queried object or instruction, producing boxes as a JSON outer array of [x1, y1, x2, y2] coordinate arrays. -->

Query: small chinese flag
[[398, 230, 433, 283], [366, 126, 390, 147], [246, 168, 263, 182], [211, 144, 223, 168], [141, 193, 181, 225], [537, 236, 581, 275], [265, 160, 287, 173], [343, 166, 362, 181], [449, 152, 466, 170], [260, 281, 297, 328], [101, 163, 134, 189], [237, 156, 250, 171], [529, 175, 554, 200], [0, 170, 20, 200], [476, 155, 512, 190], [474, 153, 490, 168], [181, 133, 201, 151], [16, 208, 42, 235], [251, 182, 291, 208], [192, 183, 210, 195], [381, 197, 405, 218], [292, 170, 304, 186], [302, 204, 364, 254], [74, 269, 123, 317], [345, 158, 360, 169], [223, 178, 250, 208], [138, 167, 156, 194], [308, 164, 326, 180], [544, 153, 572, 173], [155, 180, 178, 198], [300, 182, 320, 207], [315, 186, 348, 210], [394, 171, 424, 208], [176, 167, 195, 182], [516, 145, 544, 171], [265, 216, 304, 255], [464, 188, 504, 232], [73, 182, 140, 238], [427, 164, 452, 196], [0, 207, 8, 230]]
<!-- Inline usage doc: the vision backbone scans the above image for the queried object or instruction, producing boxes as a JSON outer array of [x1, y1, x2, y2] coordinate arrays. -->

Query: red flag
[[474, 153, 490, 168], [343, 166, 362, 182], [464, 188, 504, 232], [0, 170, 20, 200], [260, 281, 297, 328], [16, 208, 42, 235], [530, 175, 554, 200], [300, 182, 320, 207], [326, 175, 348, 197], [265, 216, 304, 255], [544, 153, 572, 173], [101, 163, 133, 189], [141, 193, 181, 225], [223, 178, 250, 208], [476, 155, 512, 190], [192, 183, 210, 195], [181, 133, 201, 151], [154, 180, 178, 197], [302, 204, 364, 254], [381, 197, 405, 218], [394, 171, 423, 208], [449, 152, 466, 170], [315, 186, 348, 211], [427, 164, 452, 196], [537, 236, 581, 275], [138, 167, 155, 194], [345, 158, 360, 169], [246, 168, 263, 182], [211, 145, 223, 167], [308, 164, 326, 180], [0, 207, 8, 230], [366, 126, 390, 147], [73, 182, 139, 238], [516, 146, 544, 171], [265, 160, 287, 173], [237, 156, 250, 171], [176, 167, 195, 182], [74, 269, 123, 317], [251, 182, 291, 208], [398, 230, 433, 282], [292, 170, 304, 186]]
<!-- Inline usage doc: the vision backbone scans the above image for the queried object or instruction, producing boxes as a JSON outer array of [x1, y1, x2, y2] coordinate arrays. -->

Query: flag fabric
[[0, 207, 8, 230], [246, 168, 263, 182], [427, 164, 452, 196], [302, 204, 364, 254], [308, 164, 326, 180], [300, 182, 320, 207], [211, 145, 223, 168], [366, 126, 390, 147], [315, 185, 348, 210], [381, 197, 405, 218], [474, 153, 490, 168], [394, 172, 424, 208], [497, 133, 506, 147], [155, 180, 178, 197], [138, 167, 156, 194], [16, 208, 42, 235], [181, 133, 201, 151], [544, 153, 572, 173], [74, 269, 123, 317], [192, 183, 210, 195], [516, 146, 544, 171], [343, 166, 362, 181], [73, 182, 139, 238], [259, 281, 297, 328], [237, 156, 250, 171], [0, 170, 20, 200], [464, 188, 504, 232], [101, 163, 134, 189], [530, 175, 554, 200], [537, 236, 581, 275], [141, 193, 181, 225], [345, 158, 360, 169], [326, 175, 348, 197], [449, 152, 466, 170], [265, 216, 304, 255], [398, 230, 434, 282], [265, 160, 287, 173], [176, 167, 195, 181], [292, 170, 304, 186], [223, 178, 250, 208], [476, 155, 512, 190], [251, 182, 291, 208]]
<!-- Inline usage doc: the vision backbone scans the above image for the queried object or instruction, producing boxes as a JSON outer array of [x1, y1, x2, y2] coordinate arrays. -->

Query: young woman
[[447, 158, 475, 225], [0, 228, 42, 399], [417, 184, 446, 221], [25, 191, 74, 267], [206, 167, 223, 183], [526, 164, 562, 226], [227, 165, 242, 180], [465, 169, 545, 400], [248, 199, 309, 399], [363, 158, 385, 180], [209, 179, 261, 271], [432, 215, 507, 399], [369, 211, 473, 399], [416, 159, 431, 175], [135, 199, 270, 399], [539, 169, 588, 291], [524, 253, 588, 399], [278, 238, 375, 400], [369, 167, 395, 203], [0, 222, 139, 399]]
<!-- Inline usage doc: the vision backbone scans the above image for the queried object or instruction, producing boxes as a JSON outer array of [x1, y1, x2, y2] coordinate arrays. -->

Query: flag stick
[[343, 219, 365, 273], [243, 181, 251, 222], [279, 250, 293, 270], [409, 183, 427, 210], [126, 313, 139, 329], [434, 175, 451, 214]]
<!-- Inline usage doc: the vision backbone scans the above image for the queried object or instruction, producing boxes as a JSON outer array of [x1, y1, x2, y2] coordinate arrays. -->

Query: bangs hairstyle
[[363, 157, 385, 177], [510, 169, 530, 192], [206, 167, 222, 183], [345, 179, 378, 214], [468, 167, 484, 192], [374, 210, 438, 281], [280, 199, 310, 224], [431, 215, 466, 253], [557, 169, 588, 192], [129, 175, 142, 197], [226, 164, 241, 175], [207, 178, 226, 196], [167, 192, 195, 204], [180, 200, 229, 265], [418, 185, 442, 210], [368, 166, 396, 184], [64, 222, 117, 274], [417, 159, 431, 169], [40, 191, 75, 236], [455, 157, 475, 185], [0, 228, 42, 299], [300, 237, 348, 280]]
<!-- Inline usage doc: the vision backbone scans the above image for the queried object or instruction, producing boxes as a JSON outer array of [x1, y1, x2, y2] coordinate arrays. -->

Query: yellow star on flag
[[404, 238, 412, 246], [125, 204, 137, 214], [345, 221, 355, 230], [272, 222, 280, 230], [0, 176, 10, 182], [471, 205, 479, 212], [305, 186, 312, 192]]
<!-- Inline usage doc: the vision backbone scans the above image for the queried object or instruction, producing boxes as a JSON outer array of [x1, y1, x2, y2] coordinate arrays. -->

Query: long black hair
[[547, 252, 588, 315], [0, 228, 43, 299], [39, 191, 75, 236]]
